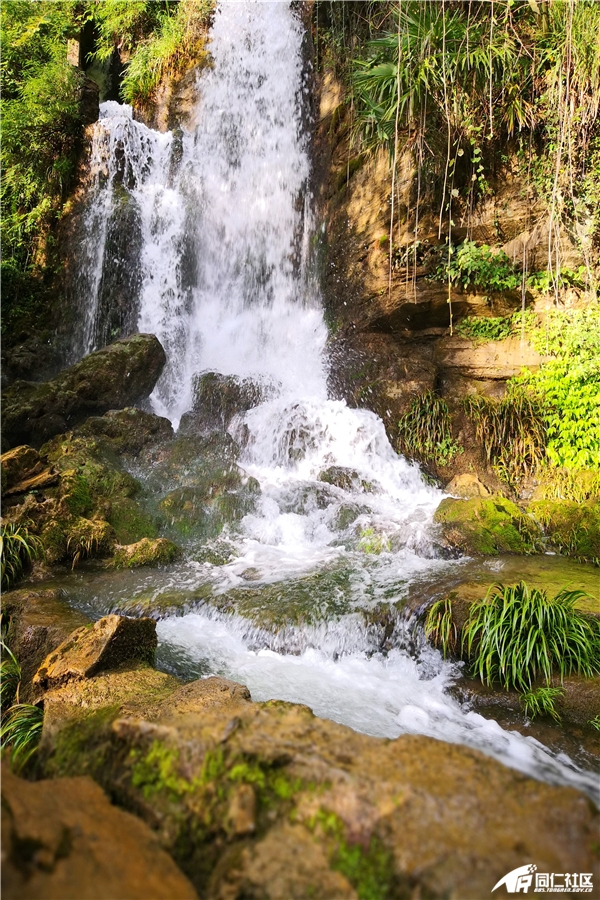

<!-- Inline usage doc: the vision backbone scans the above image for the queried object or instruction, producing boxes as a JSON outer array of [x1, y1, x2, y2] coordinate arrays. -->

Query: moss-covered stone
[[112, 537, 181, 569], [108, 498, 158, 544], [76, 407, 174, 456], [434, 495, 542, 555], [529, 499, 600, 563], [2, 334, 166, 449]]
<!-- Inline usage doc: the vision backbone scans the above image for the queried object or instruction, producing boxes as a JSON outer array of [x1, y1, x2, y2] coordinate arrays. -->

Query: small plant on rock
[[398, 391, 461, 467], [424, 596, 458, 659], [463, 386, 547, 489], [520, 686, 565, 722], [1, 702, 44, 771]]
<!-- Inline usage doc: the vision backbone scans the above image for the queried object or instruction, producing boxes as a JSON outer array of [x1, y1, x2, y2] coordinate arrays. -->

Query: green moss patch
[[111, 537, 180, 569], [434, 496, 542, 555], [530, 499, 600, 564]]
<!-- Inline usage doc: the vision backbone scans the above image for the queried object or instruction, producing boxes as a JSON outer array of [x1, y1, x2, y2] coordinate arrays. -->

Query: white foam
[[158, 609, 600, 804]]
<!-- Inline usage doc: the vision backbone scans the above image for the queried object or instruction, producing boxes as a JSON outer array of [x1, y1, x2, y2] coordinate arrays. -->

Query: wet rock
[[434, 495, 542, 555], [227, 783, 257, 835], [37, 674, 600, 900], [2, 334, 166, 449], [318, 466, 373, 493], [1, 332, 64, 390], [76, 408, 174, 456], [112, 537, 181, 569], [33, 615, 157, 692], [2, 433, 158, 566], [529, 499, 600, 563], [1, 589, 91, 703], [179, 371, 275, 435], [1, 446, 44, 492], [328, 332, 437, 448], [1, 765, 197, 900], [445, 473, 490, 499]]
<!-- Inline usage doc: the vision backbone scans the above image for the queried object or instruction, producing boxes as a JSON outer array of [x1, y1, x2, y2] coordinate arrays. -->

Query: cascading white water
[[72, 0, 598, 803]]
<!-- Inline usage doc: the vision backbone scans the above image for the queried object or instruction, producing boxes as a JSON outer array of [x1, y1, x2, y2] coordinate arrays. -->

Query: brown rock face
[[2, 334, 166, 449], [434, 334, 545, 380], [33, 615, 157, 692], [1, 765, 197, 900], [446, 473, 491, 498]]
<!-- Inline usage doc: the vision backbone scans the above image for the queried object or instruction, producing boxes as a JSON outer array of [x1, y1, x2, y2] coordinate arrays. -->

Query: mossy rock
[[318, 466, 373, 493], [529, 499, 600, 563], [2, 334, 166, 449], [112, 538, 181, 569], [434, 495, 542, 555], [76, 408, 174, 456], [107, 497, 158, 544]]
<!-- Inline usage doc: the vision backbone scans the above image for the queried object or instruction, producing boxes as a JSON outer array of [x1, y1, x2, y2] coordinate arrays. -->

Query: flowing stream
[[69, 0, 598, 803]]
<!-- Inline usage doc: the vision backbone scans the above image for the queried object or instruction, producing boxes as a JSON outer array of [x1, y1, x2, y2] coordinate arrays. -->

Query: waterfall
[[67, 1, 599, 804]]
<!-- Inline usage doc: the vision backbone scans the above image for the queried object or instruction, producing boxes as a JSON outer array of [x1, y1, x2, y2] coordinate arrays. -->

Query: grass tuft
[[462, 581, 600, 691], [1, 523, 42, 589], [1, 702, 44, 771], [424, 596, 458, 659], [520, 686, 564, 722]]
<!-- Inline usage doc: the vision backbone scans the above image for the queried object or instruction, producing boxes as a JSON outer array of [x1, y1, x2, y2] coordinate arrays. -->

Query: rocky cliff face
[[314, 66, 586, 489]]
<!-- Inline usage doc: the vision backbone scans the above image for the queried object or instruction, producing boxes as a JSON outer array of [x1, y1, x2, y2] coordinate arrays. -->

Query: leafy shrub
[[1, 3, 86, 331], [456, 310, 537, 344], [398, 391, 461, 467], [462, 582, 600, 691], [435, 241, 521, 293], [515, 307, 600, 469], [1, 642, 21, 711], [463, 386, 547, 489], [0, 524, 42, 589]]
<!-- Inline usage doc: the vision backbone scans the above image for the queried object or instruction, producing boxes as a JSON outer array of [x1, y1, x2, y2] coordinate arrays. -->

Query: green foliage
[[398, 391, 461, 467], [590, 715, 600, 731], [1, 1, 86, 330], [424, 596, 458, 659], [514, 307, 600, 469], [0, 523, 42, 589], [463, 386, 547, 489], [535, 467, 600, 503], [462, 582, 600, 691], [0, 643, 22, 712], [456, 310, 537, 344], [1, 703, 44, 771], [353, 2, 532, 152], [436, 242, 521, 293], [91, 0, 213, 105], [520, 686, 564, 723]]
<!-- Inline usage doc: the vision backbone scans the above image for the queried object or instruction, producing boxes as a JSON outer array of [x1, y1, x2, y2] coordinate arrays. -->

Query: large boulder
[[2, 334, 166, 449], [1, 765, 197, 900], [37, 673, 599, 900]]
